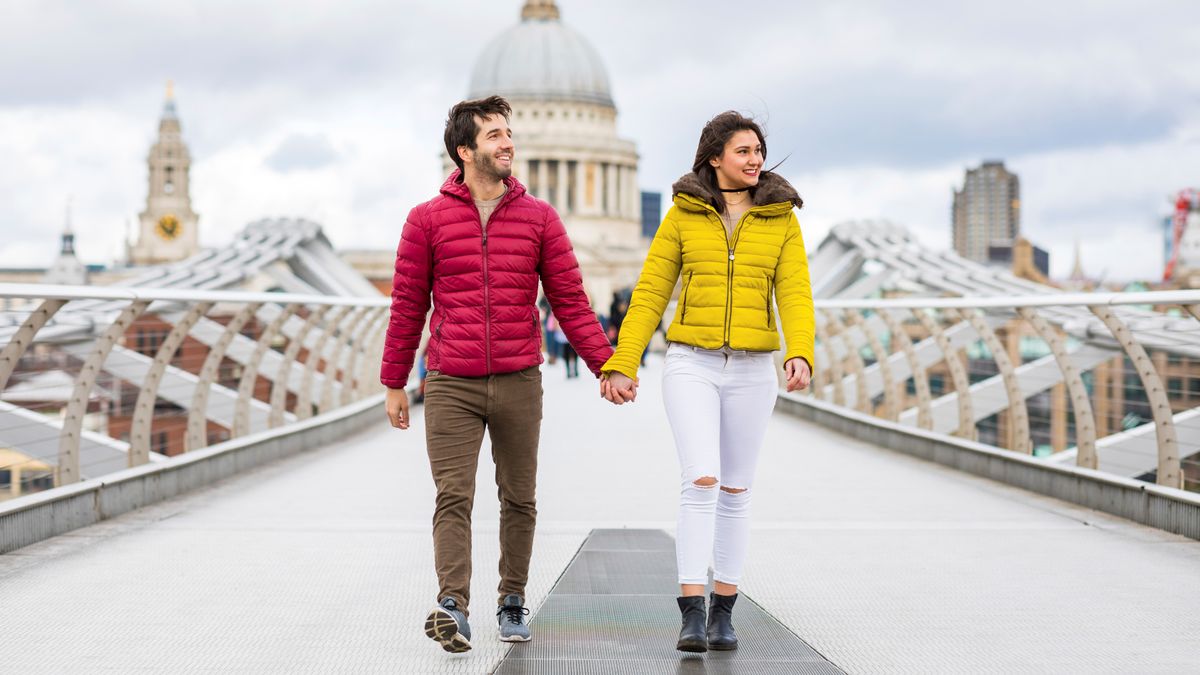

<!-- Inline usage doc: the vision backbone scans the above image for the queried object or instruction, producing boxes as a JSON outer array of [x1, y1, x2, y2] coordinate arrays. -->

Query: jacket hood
[[672, 170, 802, 215], [440, 169, 527, 204]]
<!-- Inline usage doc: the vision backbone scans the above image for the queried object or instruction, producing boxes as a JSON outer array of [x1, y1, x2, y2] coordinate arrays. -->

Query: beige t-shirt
[[475, 188, 506, 227], [721, 203, 749, 238]]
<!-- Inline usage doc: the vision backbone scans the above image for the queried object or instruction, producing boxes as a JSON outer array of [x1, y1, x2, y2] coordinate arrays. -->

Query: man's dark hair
[[444, 96, 513, 173]]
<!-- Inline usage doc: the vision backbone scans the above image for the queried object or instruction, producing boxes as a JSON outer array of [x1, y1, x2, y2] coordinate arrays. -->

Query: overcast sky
[[2, 0, 1198, 282]]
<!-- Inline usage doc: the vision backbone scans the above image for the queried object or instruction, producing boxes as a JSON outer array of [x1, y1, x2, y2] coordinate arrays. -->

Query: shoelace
[[498, 604, 530, 625]]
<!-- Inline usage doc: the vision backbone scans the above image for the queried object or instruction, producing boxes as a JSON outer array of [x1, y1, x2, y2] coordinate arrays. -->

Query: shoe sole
[[498, 633, 532, 643], [708, 641, 738, 651], [425, 607, 471, 653], [676, 639, 707, 653]]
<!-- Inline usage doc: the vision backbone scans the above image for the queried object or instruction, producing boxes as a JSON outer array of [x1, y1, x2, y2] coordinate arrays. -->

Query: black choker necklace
[[719, 187, 750, 193]]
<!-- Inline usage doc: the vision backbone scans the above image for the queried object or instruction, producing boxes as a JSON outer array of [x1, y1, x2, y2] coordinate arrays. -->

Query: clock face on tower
[[156, 214, 181, 241]]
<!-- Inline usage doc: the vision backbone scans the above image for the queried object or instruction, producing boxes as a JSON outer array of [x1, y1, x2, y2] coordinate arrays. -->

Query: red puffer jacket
[[380, 171, 613, 388]]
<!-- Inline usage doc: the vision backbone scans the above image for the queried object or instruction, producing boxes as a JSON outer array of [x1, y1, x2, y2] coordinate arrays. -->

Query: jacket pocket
[[432, 317, 445, 363], [680, 271, 694, 325], [532, 310, 541, 339], [766, 288, 775, 330]]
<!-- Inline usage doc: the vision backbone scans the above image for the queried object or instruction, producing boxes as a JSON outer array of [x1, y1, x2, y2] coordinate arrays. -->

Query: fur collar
[[672, 170, 803, 212]]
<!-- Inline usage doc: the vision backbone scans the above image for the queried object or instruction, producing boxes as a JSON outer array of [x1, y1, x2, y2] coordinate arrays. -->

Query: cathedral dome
[[468, 1, 613, 108]]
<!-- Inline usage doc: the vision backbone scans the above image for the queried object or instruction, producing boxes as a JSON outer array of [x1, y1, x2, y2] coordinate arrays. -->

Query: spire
[[1070, 239, 1085, 281], [521, 0, 559, 21], [61, 196, 75, 255], [162, 79, 178, 120]]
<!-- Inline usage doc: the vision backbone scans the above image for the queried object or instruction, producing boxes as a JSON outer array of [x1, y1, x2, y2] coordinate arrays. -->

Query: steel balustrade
[[6, 283, 1200, 495], [812, 290, 1200, 490], [0, 284, 389, 489]]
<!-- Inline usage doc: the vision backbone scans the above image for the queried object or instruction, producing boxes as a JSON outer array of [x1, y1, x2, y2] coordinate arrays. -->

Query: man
[[381, 96, 613, 653]]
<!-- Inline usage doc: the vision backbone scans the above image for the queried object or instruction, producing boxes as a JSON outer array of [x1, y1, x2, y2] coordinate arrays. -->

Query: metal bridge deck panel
[[496, 529, 840, 675]]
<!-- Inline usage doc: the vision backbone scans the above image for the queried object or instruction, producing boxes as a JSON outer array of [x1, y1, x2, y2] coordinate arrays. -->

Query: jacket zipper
[[723, 211, 750, 346], [681, 271, 694, 324], [481, 216, 492, 374]]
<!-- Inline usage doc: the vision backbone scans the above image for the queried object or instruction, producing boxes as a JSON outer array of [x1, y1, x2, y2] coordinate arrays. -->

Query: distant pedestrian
[[599, 111, 814, 653], [548, 311, 578, 378]]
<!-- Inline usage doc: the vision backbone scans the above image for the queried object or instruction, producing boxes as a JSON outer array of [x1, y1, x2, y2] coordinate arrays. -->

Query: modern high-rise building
[[130, 82, 200, 266], [640, 190, 661, 239], [952, 160, 1019, 263]]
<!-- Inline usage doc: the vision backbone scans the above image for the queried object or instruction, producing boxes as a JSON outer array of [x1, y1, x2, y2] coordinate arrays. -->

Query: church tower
[[43, 198, 88, 286], [130, 82, 200, 265]]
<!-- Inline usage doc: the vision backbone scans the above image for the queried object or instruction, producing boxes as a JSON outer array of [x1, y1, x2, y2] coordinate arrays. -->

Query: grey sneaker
[[425, 597, 472, 653], [497, 594, 531, 642]]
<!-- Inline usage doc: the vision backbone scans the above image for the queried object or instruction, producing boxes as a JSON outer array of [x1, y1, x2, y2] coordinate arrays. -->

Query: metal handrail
[[816, 289, 1200, 310], [0, 282, 391, 308]]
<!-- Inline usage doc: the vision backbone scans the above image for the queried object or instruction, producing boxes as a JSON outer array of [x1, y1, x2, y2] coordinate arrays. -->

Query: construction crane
[[1163, 188, 1198, 281]]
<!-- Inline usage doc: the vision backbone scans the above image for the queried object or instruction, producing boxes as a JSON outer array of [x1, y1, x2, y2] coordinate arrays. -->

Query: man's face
[[463, 113, 514, 180]]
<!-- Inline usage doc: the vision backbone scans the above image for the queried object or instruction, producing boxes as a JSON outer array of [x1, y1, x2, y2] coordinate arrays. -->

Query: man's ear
[[457, 145, 472, 166]]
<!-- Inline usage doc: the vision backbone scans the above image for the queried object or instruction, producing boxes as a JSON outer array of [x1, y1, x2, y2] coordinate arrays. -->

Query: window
[[546, 160, 559, 209], [26, 472, 54, 491], [929, 374, 946, 396], [528, 160, 540, 198]]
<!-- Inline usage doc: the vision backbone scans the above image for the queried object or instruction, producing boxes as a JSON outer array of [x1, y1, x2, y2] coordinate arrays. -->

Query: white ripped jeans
[[662, 342, 778, 586]]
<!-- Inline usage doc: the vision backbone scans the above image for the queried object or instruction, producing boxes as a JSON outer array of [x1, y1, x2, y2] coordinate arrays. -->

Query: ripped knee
[[692, 476, 718, 488], [720, 486, 747, 494]]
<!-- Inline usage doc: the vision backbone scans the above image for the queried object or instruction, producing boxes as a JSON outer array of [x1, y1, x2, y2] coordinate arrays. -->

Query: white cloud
[[0, 0, 1197, 286]]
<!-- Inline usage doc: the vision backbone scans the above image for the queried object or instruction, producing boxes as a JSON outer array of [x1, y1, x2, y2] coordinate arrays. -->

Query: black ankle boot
[[706, 592, 738, 650], [676, 595, 707, 652]]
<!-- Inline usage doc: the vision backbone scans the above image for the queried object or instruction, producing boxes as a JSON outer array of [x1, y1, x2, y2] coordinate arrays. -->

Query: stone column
[[604, 163, 614, 214], [537, 160, 549, 202], [574, 161, 587, 216], [556, 160, 569, 216], [626, 165, 638, 220], [593, 162, 605, 216]]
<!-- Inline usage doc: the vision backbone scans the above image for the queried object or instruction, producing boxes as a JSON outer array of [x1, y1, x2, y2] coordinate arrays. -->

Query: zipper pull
[[728, 250, 735, 261], [483, 229, 488, 246]]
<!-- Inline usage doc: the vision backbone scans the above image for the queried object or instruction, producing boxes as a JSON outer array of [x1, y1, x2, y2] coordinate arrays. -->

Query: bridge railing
[[810, 290, 1200, 492], [0, 283, 390, 500]]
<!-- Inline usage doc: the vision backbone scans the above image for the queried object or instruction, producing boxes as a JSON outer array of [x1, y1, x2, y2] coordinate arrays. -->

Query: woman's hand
[[600, 372, 638, 405], [784, 358, 811, 392]]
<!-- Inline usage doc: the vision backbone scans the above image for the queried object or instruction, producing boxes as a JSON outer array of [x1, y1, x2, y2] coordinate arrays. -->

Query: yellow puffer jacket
[[603, 171, 815, 380]]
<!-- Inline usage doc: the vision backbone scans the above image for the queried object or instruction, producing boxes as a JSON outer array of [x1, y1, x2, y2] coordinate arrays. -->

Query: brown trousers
[[423, 366, 543, 616]]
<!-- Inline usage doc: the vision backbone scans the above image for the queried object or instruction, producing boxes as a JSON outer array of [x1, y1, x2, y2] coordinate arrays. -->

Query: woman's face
[[709, 130, 763, 190]]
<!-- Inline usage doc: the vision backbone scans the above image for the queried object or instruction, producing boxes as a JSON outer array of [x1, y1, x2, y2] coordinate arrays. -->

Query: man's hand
[[386, 387, 410, 429], [600, 372, 638, 405], [784, 358, 812, 392]]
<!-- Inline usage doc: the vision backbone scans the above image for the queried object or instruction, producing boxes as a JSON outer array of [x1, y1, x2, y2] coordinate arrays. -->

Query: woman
[[600, 111, 814, 653]]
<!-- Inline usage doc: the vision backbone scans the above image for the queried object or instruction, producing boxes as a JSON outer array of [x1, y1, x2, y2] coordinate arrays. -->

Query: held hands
[[385, 387, 410, 429], [600, 372, 638, 405], [784, 357, 812, 392]]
